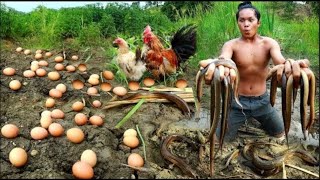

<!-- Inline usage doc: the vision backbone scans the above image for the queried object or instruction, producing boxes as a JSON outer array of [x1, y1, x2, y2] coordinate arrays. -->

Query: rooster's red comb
[[143, 25, 151, 34]]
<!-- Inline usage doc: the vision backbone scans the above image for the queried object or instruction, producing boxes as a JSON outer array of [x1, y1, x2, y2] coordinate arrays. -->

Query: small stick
[[82, 97, 86, 107], [100, 72, 104, 83], [285, 163, 319, 178], [282, 162, 287, 179]]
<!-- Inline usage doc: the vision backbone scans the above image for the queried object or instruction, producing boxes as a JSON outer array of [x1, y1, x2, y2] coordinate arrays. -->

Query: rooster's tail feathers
[[171, 24, 197, 64]]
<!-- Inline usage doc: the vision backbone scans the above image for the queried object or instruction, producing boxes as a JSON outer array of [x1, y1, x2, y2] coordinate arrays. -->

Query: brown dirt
[[1, 40, 319, 179]]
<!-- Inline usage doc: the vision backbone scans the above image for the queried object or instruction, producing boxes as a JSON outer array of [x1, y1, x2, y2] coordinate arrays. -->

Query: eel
[[160, 134, 199, 178], [305, 68, 316, 130], [300, 69, 309, 140]]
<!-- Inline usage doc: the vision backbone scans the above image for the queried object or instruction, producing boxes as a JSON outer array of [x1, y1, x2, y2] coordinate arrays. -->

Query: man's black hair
[[236, 1, 261, 21]]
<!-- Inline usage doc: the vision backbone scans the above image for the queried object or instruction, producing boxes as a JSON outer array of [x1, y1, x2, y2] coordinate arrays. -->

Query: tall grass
[[274, 17, 319, 68], [189, 2, 318, 70], [21, 6, 62, 49], [190, 2, 238, 66]]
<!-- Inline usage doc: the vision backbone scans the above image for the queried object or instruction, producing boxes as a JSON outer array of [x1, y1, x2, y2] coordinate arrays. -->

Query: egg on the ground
[[72, 161, 94, 179], [9, 80, 22, 91], [67, 127, 85, 143], [112, 86, 127, 96], [127, 153, 144, 167], [9, 147, 28, 167], [3, 67, 16, 76], [143, 77, 155, 87], [80, 149, 97, 167], [1, 124, 19, 138]]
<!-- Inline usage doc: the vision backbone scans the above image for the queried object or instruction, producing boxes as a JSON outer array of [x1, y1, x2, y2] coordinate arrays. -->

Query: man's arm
[[269, 39, 286, 65], [199, 41, 234, 83]]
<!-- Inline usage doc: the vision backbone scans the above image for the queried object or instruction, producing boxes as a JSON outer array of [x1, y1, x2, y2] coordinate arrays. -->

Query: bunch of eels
[[267, 59, 316, 147], [195, 57, 241, 176], [196, 58, 316, 176]]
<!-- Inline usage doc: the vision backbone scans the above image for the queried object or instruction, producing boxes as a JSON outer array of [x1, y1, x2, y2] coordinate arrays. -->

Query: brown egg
[[92, 100, 101, 108], [9, 80, 22, 91], [127, 153, 144, 167], [49, 88, 63, 98], [71, 55, 79, 61], [31, 60, 39, 65], [1, 124, 19, 138], [9, 147, 28, 167], [72, 161, 94, 179], [175, 79, 188, 88], [128, 81, 140, 91], [36, 68, 47, 77], [72, 80, 84, 90], [123, 136, 139, 148], [81, 149, 97, 167], [88, 77, 99, 86], [16, 47, 23, 52], [40, 115, 52, 129], [78, 64, 87, 72], [3, 67, 16, 76], [24, 49, 31, 55], [30, 127, 48, 140], [100, 82, 112, 92], [54, 56, 64, 63], [35, 49, 42, 54], [54, 63, 65, 71], [34, 53, 43, 60], [66, 65, 76, 72], [45, 52, 52, 57], [90, 74, 100, 79], [72, 101, 84, 112], [47, 71, 60, 81], [143, 77, 155, 87], [123, 128, 137, 137], [51, 109, 65, 119], [41, 110, 51, 117], [48, 123, 64, 137], [112, 86, 127, 96], [102, 70, 114, 80], [56, 83, 67, 93], [38, 60, 48, 67], [89, 115, 104, 126], [74, 113, 88, 126], [30, 63, 39, 71], [67, 127, 85, 143], [87, 87, 98, 95], [45, 97, 55, 108], [23, 70, 36, 78]]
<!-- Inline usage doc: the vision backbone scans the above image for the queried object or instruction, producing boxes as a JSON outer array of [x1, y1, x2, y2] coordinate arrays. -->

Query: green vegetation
[[0, 2, 318, 71]]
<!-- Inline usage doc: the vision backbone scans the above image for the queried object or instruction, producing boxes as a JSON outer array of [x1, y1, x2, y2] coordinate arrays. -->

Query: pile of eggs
[[72, 149, 97, 179], [1, 46, 190, 175]]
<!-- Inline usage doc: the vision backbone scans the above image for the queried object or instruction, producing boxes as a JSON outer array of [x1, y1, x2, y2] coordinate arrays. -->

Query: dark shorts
[[215, 91, 284, 141]]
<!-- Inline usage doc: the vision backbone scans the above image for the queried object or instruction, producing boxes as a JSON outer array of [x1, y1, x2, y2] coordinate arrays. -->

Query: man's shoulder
[[260, 36, 278, 43]]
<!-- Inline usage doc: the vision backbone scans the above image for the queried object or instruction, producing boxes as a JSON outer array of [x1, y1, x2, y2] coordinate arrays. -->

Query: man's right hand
[[199, 58, 236, 85], [199, 59, 216, 84]]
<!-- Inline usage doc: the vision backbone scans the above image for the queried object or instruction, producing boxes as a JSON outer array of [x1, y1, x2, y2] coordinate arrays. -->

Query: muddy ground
[[0, 40, 319, 179]]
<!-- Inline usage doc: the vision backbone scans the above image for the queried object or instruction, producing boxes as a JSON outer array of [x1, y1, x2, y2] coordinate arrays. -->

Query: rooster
[[112, 37, 146, 81], [142, 24, 197, 79]]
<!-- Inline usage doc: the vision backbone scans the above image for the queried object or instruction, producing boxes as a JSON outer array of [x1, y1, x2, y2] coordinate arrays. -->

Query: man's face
[[237, 8, 260, 38]]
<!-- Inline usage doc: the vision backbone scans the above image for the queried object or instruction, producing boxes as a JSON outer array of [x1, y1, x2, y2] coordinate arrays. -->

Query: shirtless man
[[199, 1, 310, 141]]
